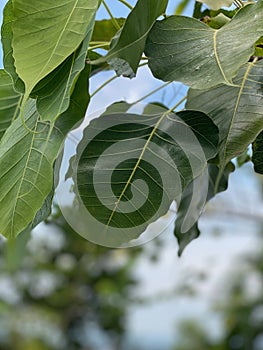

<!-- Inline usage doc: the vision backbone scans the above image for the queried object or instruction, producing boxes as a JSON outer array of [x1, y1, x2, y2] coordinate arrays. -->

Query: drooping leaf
[[91, 18, 125, 48], [91, 0, 168, 78], [197, 0, 233, 10], [32, 28, 93, 122], [175, 0, 191, 15], [175, 162, 234, 255], [187, 60, 263, 169], [252, 131, 263, 174], [0, 67, 90, 239], [0, 70, 21, 140], [70, 103, 218, 247], [145, 1, 263, 89], [12, 0, 98, 97], [1, 0, 24, 93]]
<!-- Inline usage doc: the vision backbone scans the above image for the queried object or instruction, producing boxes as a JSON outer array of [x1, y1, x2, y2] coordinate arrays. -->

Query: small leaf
[[252, 132, 263, 174], [12, 0, 98, 96], [0, 69, 21, 140], [91, 18, 125, 48], [187, 60, 263, 168], [91, 0, 168, 78], [70, 103, 218, 247], [145, 1, 263, 89], [197, 0, 233, 10]]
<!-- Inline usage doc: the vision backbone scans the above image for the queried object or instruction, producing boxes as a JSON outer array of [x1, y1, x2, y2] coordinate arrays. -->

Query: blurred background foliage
[[0, 202, 262, 350]]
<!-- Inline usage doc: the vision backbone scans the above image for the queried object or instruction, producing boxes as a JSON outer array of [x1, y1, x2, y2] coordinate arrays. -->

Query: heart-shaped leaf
[[145, 1, 263, 89], [69, 103, 218, 247]]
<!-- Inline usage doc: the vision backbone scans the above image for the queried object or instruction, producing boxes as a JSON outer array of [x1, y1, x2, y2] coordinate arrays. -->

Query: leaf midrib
[[106, 112, 168, 226]]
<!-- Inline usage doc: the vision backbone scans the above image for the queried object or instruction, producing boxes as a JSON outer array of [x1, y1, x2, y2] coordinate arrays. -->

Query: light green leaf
[[0, 67, 90, 239], [0, 70, 21, 140], [12, 0, 98, 97], [91, 0, 168, 77], [70, 103, 218, 247], [1, 0, 24, 93], [187, 60, 263, 169], [252, 132, 263, 174], [145, 1, 263, 89], [197, 0, 233, 10], [32, 27, 93, 122]]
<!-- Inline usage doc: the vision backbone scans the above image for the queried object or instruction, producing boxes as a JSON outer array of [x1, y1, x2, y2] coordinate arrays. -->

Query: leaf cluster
[[0, 0, 262, 254]]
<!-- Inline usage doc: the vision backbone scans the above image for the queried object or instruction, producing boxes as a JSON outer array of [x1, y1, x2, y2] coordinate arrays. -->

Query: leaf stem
[[102, 0, 121, 31], [90, 74, 118, 98], [117, 0, 133, 10], [168, 95, 187, 113], [132, 81, 172, 105]]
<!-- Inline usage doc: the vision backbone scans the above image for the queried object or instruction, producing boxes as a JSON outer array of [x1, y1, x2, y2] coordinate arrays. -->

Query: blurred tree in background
[[0, 209, 143, 350]]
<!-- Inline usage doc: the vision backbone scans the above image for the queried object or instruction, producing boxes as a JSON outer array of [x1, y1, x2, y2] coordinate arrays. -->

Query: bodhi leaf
[[0, 67, 90, 239], [0, 70, 21, 140], [91, 0, 168, 78], [32, 28, 93, 122], [70, 103, 218, 247], [175, 162, 234, 255], [197, 0, 233, 10], [252, 132, 263, 174], [1, 0, 24, 93], [12, 0, 98, 98], [145, 1, 263, 89], [187, 60, 263, 171]]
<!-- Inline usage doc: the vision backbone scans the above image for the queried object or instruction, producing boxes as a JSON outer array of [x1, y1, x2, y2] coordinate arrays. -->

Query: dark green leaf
[[71, 103, 218, 247], [91, 0, 168, 77], [175, 162, 234, 255], [252, 131, 263, 174], [145, 2, 263, 89]]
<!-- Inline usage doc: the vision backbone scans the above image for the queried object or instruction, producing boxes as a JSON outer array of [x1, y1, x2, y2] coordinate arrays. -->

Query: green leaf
[[71, 103, 218, 247], [0, 67, 90, 239], [12, 0, 98, 97], [186, 60, 263, 169], [145, 1, 263, 89], [197, 0, 233, 10], [205, 13, 231, 29], [32, 28, 93, 122], [1, 0, 24, 93], [91, 18, 125, 48], [252, 131, 263, 174], [175, 162, 234, 255], [0, 70, 21, 140], [91, 0, 168, 78]]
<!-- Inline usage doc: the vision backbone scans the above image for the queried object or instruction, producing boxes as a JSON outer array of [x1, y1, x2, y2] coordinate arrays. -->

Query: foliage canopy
[[0, 0, 262, 253]]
